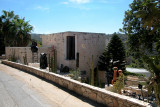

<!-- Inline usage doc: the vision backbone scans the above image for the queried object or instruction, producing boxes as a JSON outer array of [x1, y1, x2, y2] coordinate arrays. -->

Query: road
[[126, 67, 151, 77], [0, 62, 104, 107]]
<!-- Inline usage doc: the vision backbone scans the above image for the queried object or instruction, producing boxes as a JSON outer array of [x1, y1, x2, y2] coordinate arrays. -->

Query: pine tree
[[98, 48, 110, 71], [108, 33, 126, 71], [98, 33, 126, 75]]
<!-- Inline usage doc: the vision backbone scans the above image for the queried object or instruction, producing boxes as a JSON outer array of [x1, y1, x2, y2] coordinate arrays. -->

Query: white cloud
[[98, 0, 125, 4], [69, 0, 90, 4], [62, 2, 69, 4], [34, 6, 50, 11], [61, 0, 91, 10]]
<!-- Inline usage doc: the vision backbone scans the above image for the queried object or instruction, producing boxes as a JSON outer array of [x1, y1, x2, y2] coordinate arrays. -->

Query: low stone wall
[[2, 60, 151, 107], [5, 47, 51, 64], [0, 56, 5, 59]]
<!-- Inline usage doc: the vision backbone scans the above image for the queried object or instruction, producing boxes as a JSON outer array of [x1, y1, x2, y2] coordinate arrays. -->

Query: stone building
[[5, 31, 108, 77], [41, 31, 107, 75]]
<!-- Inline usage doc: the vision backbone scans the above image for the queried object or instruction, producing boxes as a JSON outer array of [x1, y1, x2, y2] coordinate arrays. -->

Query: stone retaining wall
[[2, 60, 151, 107]]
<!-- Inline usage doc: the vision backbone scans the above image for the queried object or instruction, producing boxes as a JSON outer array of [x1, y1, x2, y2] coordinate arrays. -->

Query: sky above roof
[[0, 0, 133, 34]]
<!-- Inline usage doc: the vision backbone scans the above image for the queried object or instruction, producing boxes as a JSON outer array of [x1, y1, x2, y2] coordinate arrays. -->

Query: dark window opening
[[66, 36, 75, 60]]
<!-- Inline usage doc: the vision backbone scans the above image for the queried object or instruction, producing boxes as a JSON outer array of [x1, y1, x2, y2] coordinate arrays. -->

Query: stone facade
[[2, 60, 151, 107], [41, 31, 107, 75], [5, 47, 51, 64]]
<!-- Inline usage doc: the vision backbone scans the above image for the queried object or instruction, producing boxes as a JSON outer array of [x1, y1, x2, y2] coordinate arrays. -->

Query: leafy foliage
[[111, 74, 124, 94], [135, 0, 160, 33], [147, 68, 160, 105], [121, 1, 156, 55], [127, 55, 145, 68], [121, 0, 160, 76], [121, 0, 160, 105], [69, 68, 81, 80], [0, 10, 33, 47], [134, 0, 160, 53], [143, 55, 160, 80]]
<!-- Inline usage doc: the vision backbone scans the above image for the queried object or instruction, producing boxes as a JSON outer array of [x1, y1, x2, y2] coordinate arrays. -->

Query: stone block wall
[[41, 31, 107, 75], [2, 60, 151, 107], [5, 47, 51, 64]]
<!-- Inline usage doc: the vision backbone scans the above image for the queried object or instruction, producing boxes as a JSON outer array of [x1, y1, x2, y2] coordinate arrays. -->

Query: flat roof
[[41, 31, 106, 37]]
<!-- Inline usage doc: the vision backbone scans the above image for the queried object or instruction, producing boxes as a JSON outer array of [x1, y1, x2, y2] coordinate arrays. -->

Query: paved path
[[0, 63, 104, 107]]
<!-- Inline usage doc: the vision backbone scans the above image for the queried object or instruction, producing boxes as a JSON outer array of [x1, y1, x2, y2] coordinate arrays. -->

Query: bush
[[111, 74, 124, 94], [69, 68, 81, 80]]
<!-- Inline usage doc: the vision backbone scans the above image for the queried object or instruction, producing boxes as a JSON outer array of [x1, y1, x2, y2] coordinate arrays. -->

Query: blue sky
[[0, 0, 132, 34]]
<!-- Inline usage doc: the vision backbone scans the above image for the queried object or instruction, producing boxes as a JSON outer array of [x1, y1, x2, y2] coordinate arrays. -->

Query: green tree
[[98, 47, 110, 71], [0, 16, 5, 55], [121, 0, 160, 105], [98, 33, 126, 76], [107, 33, 126, 71], [0, 10, 33, 48], [135, 0, 160, 32], [135, 0, 160, 105], [120, 0, 155, 55], [135, 0, 160, 52]]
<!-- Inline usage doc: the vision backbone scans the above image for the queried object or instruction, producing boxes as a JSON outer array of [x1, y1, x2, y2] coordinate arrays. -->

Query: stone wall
[[41, 32, 108, 75], [5, 47, 51, 64], [2, 60, 151, 107], [0, 56, 5, 59]]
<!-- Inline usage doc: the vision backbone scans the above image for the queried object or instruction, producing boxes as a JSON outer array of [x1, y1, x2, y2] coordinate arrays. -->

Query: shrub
[[111, 74, 124, 94], [69, 68, 81, 81]]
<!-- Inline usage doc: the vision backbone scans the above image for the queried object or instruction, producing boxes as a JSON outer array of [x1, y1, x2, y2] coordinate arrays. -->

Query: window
[[66, 36, 75, 60]]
